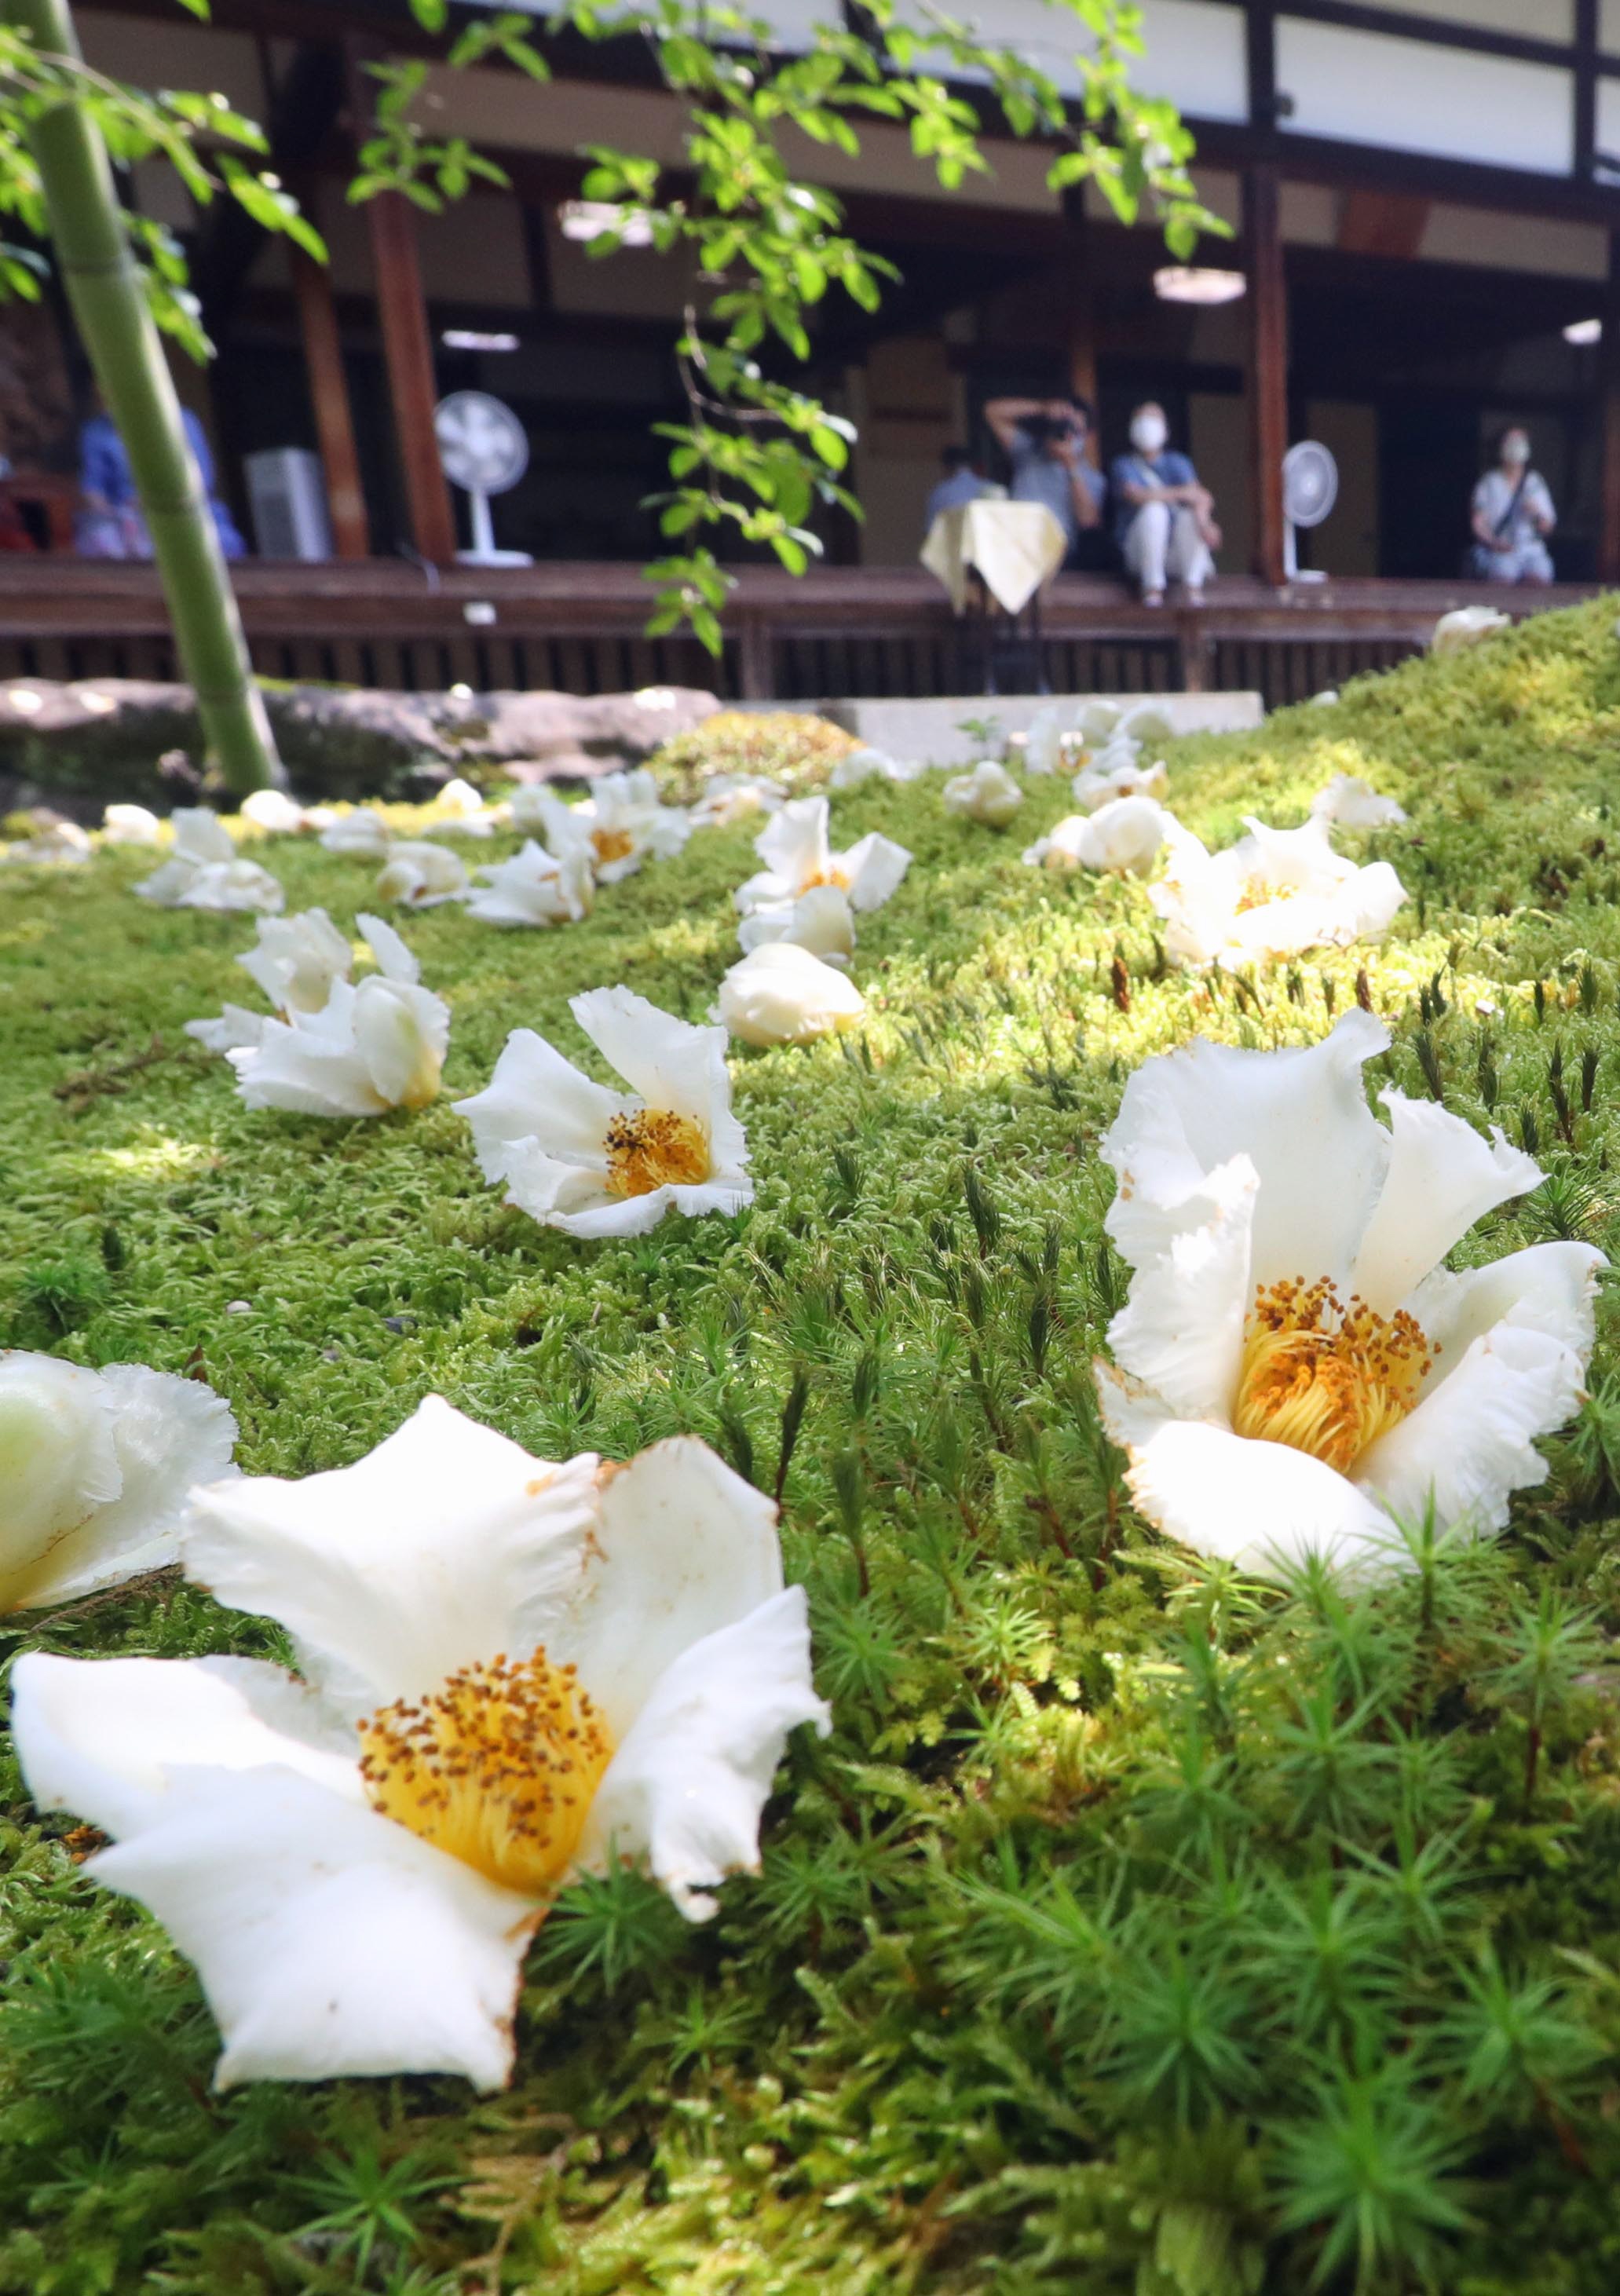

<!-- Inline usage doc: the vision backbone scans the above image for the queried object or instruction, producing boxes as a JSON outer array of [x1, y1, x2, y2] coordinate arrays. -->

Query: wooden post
[[291, 245, 370, 560], [737, 609, 774, 700], [1600, 231, 1620, 585], [364, 189, 456, 565], [1062, 207, 1097, 413], [1244, 163, 1289, 589]]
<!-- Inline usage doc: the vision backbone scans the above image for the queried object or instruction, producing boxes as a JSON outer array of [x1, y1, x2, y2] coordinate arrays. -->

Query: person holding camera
[[1470, 427, 1555, 584], [985, 394, 1106, 566], [1110, 402, 1218, 606]]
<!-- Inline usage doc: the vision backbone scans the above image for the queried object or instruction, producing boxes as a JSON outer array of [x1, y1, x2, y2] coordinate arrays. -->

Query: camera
[[1022, 412, 1077, 447]]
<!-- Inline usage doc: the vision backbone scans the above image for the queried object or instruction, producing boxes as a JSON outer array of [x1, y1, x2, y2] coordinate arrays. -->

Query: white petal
[[351, 978, 448, 1109], [320, 809, 392, 857], [840, 832, 912, 911], [571, 987, 750, 1180], [499, 1163, 751, 1238], [1096, 1371, 1399, 1578], [237, 909, 352, 1013], [185, 1005, 267, 1056], [1102, 1009, 1391, 1293], [452, 1027, 621, 1185], [102, 803, 162, 846], [356, 911, 420, 985], [230, 986, 389, 1117], [942, 762, 1024, 826], [1104, 1157, 1256, 1421], [1309, 775, 1406, 829], [52, 1363, 237, 1602], [171, 807, 236, 866], [1349, 1094, 1543, 1318], [182, 1395, 601, 1717], [239, 788, 309, 835], [737, 884, 856, 963], [579, 1586, 829, 1919], [0, 1356, 123, 1611], [558, 1439, 786, 1737], [715, 944, 866, 1046], [754, 797, 830, 894], [1073, 795, 1168, 876], [1411, 1239, 1604, 1364], [375, 842, 468, 907]]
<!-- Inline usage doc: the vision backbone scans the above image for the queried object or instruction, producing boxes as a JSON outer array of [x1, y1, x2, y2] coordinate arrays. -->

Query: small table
[[920, 499, 1067, 693]]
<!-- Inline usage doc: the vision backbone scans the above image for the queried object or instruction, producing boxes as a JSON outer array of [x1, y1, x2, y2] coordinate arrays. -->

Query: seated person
[[1471, 427, 1555, 585], [77, 393, 247, 561], [1109, 402, 1219, 605], [984, 393, 1106, 568], [923, 444, 990, 528]]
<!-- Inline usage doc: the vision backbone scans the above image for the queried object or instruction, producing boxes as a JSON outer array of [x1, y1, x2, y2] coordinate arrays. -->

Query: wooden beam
[[364, 188, 456, 565], [1244, 163, 1289, 589], [1337, 188, 1431, 260], [291, 243, 370, 561], [1600, 232, 1620, 584]]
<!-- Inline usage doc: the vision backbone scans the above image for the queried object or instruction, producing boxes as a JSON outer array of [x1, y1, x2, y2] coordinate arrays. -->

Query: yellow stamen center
[[591, 827, 636, 865], [1232, 1277, 1433, 1474], [604, 1107, 711, 1196], [357, 1651, 613, 1896], [799, 864, 850, 893]]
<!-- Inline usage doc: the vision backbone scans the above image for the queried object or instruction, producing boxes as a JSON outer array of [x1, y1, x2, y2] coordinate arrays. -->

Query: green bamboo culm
[[3, 0, 281, 793]]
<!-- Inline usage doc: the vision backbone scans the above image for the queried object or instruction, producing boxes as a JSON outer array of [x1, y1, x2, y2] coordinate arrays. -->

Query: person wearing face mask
[[1110, 402, 1219, 605], [984, 394, 1108, 568], [1470, 427, 1555, 584]]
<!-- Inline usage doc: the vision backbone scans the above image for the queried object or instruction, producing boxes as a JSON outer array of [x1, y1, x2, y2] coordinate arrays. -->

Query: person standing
[[1471, 427, 1555, 584], [984, 394, 1106, 566], [1109, 401, 1220, 605], [923, 444, 989, 529]]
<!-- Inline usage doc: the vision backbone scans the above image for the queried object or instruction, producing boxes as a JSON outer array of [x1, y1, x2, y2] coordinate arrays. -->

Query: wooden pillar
[[291, 245, 370, 560], [1600, 231, 1620, 584], [364, 190, 456, 565], [1244, 163, 1289, 589], [1062, 209, 1097, 413]]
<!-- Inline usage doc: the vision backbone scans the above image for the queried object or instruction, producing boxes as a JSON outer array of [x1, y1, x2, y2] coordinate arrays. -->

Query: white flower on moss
[[422, 777, 499, 839], [0, 1351, 236, 1613], [466, 840, 595, 929], [735, 796, 910, 919], [9, 1400, 828, 2089], [1022, 795, 1168, 879], [737, 883, 857, 967], [1152, 814, 1405, 971], [715, 943, 866, 1047], [1310, 774, 1407, 830], [511, 771, 688, 883], [1077, 700, 1124, 745], [3, 819, 92, 867], [136, 808, 282, 912], [1095, 1011, 1603, 1578], [828, 745, 919, 789], [186, 909, 356, 1057], [375, 840, 470, 909], [456, 988, 751, 1238], [942, 760, 1023, 828], [1311, 688, 1340, 707], [1022, 707, 1065, 776], [240, 790, 313, 836], [1073, 757, 1168, 811], [689, 773, 787, 828], [102, 803, 163, 847], [319, 807, 392, 858], [228, 915, 448, 1117], [1432, 605, 1510, 656]]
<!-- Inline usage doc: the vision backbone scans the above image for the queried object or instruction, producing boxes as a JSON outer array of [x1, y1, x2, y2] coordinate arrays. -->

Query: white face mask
[[1501, 435, 1529, 467], [1132, 413, 1168, 455]]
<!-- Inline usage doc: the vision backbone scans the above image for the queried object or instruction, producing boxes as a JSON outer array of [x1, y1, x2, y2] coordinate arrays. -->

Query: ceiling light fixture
[[558, 199, 654, 247], [1153, 265, 1247, 305], [441, 329, 521, 352], [1563, 316, 1603, 345]]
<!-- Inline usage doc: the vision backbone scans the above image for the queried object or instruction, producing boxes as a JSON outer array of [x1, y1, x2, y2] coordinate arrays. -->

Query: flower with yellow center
[[10, 1399, 828, 2090], [734, 795, 911, 923], [510, 770, 689, 884], [1152, 814, 1406, 971], [1095, 1012, 1604, 1578], [227, 915, 450, 1118], [455, 985, 752, 1238]]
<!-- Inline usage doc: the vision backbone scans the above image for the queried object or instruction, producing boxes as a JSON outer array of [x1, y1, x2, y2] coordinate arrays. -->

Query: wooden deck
[[0, 559, 1602, 710]]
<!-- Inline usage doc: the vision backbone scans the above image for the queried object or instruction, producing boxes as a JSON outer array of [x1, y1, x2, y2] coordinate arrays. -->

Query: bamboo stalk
[[3, 0, 282, 792]]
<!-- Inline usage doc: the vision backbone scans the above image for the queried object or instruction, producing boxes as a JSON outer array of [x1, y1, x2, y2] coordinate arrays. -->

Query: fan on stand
[[1282, 441, 1337, 583], [433, 390, 533, 567]]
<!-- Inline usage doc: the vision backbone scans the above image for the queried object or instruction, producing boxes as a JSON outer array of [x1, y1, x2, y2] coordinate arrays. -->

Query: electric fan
[[1281, 440, 1337, 583], [433, 390, 532, 568]]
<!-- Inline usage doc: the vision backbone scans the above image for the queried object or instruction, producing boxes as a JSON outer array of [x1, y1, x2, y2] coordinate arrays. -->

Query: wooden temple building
[[3, 0, 1620, 703]]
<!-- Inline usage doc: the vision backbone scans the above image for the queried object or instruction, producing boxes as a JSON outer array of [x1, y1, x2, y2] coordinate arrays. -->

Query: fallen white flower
[[0, 1351, 236, 1613], [102, 803, 163, 847], [737, 882, 857, 966], [735, 796, 910, 919], [3, 820, 92, 866], [1073, 757, 1168, 811], [828, 744, 920, 788], [11, 1401, 828, 2087], [942, 759, 1023, 827], [1432, 605, 1510, 656], [689, 773, 788, 828], [1095, 1010, 1604, 1578], [1022, 795, 1169, 879], [1311, 688, 1340, 707], [1310, 774, 1407, 830], [456, 986, 751, 1238], [375, 840, 470, 909], [240, 789, 313, 836], [1023, 706, 1066, 776], [715, 943, 867, 1046], [1077, 700, 1124, 745], [319, 807, 393, 858], [466, 840, 595, 928], [1152, 814, 1406, 970], [186, 909, 356, 1056], [227, 914, 448, 1116], [135, 807, 283, 912], [421, 777, 498, 839], [1120, 702, 1176, 745], [576, 768, 691, 880]]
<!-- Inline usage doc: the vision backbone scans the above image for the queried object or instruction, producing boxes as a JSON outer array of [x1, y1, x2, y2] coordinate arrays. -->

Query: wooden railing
[[0, 558, 1601, 709]]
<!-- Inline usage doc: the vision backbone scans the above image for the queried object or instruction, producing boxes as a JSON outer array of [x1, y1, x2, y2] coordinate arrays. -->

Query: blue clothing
[[79, 408, 246, 558], [1008, 425, 1105, 549], [923, 467, 989, 526], [1109, 449, 1198, 548]]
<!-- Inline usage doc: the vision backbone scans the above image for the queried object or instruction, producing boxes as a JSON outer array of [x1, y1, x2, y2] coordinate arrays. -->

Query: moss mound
[[5, 599, 1620, 2294]]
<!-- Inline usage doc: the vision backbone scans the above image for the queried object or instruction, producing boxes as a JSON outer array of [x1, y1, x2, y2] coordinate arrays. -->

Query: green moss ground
[[7, 602, 1620, 2292]]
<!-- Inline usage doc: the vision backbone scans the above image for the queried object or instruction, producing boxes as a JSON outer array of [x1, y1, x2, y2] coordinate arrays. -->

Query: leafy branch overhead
[[389, 0, 1225, 647]]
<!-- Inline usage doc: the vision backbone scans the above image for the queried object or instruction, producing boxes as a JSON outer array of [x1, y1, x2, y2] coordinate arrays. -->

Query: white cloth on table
[[1123, 501, 1212, 596], [921, 499, 1066, 616]]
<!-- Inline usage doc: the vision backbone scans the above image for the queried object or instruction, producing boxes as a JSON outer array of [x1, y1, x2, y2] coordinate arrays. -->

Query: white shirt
[[1473, 466, 1553, 549]]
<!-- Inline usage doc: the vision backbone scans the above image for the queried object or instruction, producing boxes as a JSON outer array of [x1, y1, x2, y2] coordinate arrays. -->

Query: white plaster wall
[[1275, 18, 1574, 175]]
